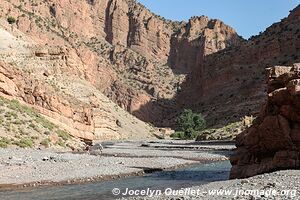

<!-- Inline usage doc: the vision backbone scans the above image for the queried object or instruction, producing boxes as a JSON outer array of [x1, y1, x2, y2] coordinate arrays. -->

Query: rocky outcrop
[[169, 16, 243, 73], [230, 63, 300, 179]]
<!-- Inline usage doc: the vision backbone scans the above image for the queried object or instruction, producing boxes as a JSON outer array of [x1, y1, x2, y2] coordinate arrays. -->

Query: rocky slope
[[0, 96, 84, 150], [0, 24, 156, 141], [230, 63, 300, 179], [0, 0, 242, 127]]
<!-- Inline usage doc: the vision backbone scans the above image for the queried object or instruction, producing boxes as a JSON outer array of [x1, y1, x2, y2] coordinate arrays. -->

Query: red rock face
[[181, 5, 300, 127], [230, 64, 300, 179], [0, 61, 94, 139], [1, 0, 300, 132], [0, 0, 243, 126], [169, 16, 242, 73]]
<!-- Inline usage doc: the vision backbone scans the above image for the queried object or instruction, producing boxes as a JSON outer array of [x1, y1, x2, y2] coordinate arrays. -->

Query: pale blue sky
[[137, 0, 300, 39]]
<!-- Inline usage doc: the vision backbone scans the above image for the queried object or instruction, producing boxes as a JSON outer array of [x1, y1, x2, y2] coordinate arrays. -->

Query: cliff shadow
[[132, 38, 269, 129]]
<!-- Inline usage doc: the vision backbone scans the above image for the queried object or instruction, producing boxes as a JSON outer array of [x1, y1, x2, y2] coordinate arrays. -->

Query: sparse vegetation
[[0, 97, 74, 149], [195, 116, 254, 141], [36, 116, 56, 130], [0, 137, 10, 148], [57, 138, 66, 147], [15, 138, 33, 148], [57, 130, 71, 141], [40, 138, 51, 147]]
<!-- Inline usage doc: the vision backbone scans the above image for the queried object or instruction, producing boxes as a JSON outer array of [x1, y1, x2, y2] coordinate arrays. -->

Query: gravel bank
[[121, 170, 300, 200], [0, 140, 231, 189]]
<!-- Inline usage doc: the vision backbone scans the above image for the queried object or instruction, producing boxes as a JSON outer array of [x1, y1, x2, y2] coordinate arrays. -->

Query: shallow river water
[[0, 160, 231, 200]]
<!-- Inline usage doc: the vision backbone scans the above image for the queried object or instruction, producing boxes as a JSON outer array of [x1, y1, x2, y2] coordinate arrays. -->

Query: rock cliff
[[0, 0, 242, 126], [0, 26, 156, 141], [181, 5, 300, 127], [0, 0, 299, 141], [230, 64, 300, 179]]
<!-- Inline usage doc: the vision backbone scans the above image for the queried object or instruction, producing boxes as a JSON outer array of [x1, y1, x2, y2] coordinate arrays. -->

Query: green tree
[[176, 109, 206, 139]]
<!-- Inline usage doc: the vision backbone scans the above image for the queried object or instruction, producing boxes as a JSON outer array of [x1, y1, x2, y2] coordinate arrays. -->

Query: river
[[0, 160, 231, 200]]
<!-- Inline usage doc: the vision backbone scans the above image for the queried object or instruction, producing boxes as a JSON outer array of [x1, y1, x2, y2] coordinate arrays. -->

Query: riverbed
[[0, 161, 231, 200], [0, 140, 234, 200]]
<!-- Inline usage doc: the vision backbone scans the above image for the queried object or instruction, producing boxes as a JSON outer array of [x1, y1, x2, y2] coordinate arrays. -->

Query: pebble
[[267, 182, 276, 187], [241, 179, 250, 184], [42, 157, 49, 161]]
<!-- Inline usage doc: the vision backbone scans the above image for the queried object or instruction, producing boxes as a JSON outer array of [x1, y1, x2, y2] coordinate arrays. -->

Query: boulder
[[88, 143, 104, 156], [268, 66, 292, 78], [287, 79, 300, 96]]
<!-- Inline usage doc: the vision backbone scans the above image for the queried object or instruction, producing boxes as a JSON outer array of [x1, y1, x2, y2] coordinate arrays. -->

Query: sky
[[137, 0, 300, 39]]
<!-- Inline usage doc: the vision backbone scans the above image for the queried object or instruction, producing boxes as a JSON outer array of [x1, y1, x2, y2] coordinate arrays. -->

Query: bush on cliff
[[7, 16, 16, 24], [173, 109, 206, 139]]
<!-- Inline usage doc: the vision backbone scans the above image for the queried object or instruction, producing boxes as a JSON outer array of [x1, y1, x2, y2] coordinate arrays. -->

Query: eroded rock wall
[[230, 64, 300, 179], [0, 0, 243, 126], [1, 0, 300, 133], [184, 5, 300, 127]]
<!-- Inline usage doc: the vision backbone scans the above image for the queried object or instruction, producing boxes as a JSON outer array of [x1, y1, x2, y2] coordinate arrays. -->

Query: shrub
[[5, 111, 18, 119], [7, 17, 16, 24], [183, 128, 199, 139], [31, 136, 39, 140], [36, 116, 56, 130], [57, 138, 66, 147], [13, 119, 22, 125], [29, 123, 36, 129], [170, 131, 185, 139], [16, 138, 33, 148], [57, 130, 71, 141], [0, 137, 10, 148], [0, 141, 8, 148], [40, 138, 51, 147], [176, 109, 206, 139]]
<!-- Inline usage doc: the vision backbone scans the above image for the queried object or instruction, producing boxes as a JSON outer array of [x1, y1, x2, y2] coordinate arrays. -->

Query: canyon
[[0, 0, 299, 179], [0, 0, 300, 194], [0, 0, 244, 140]]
